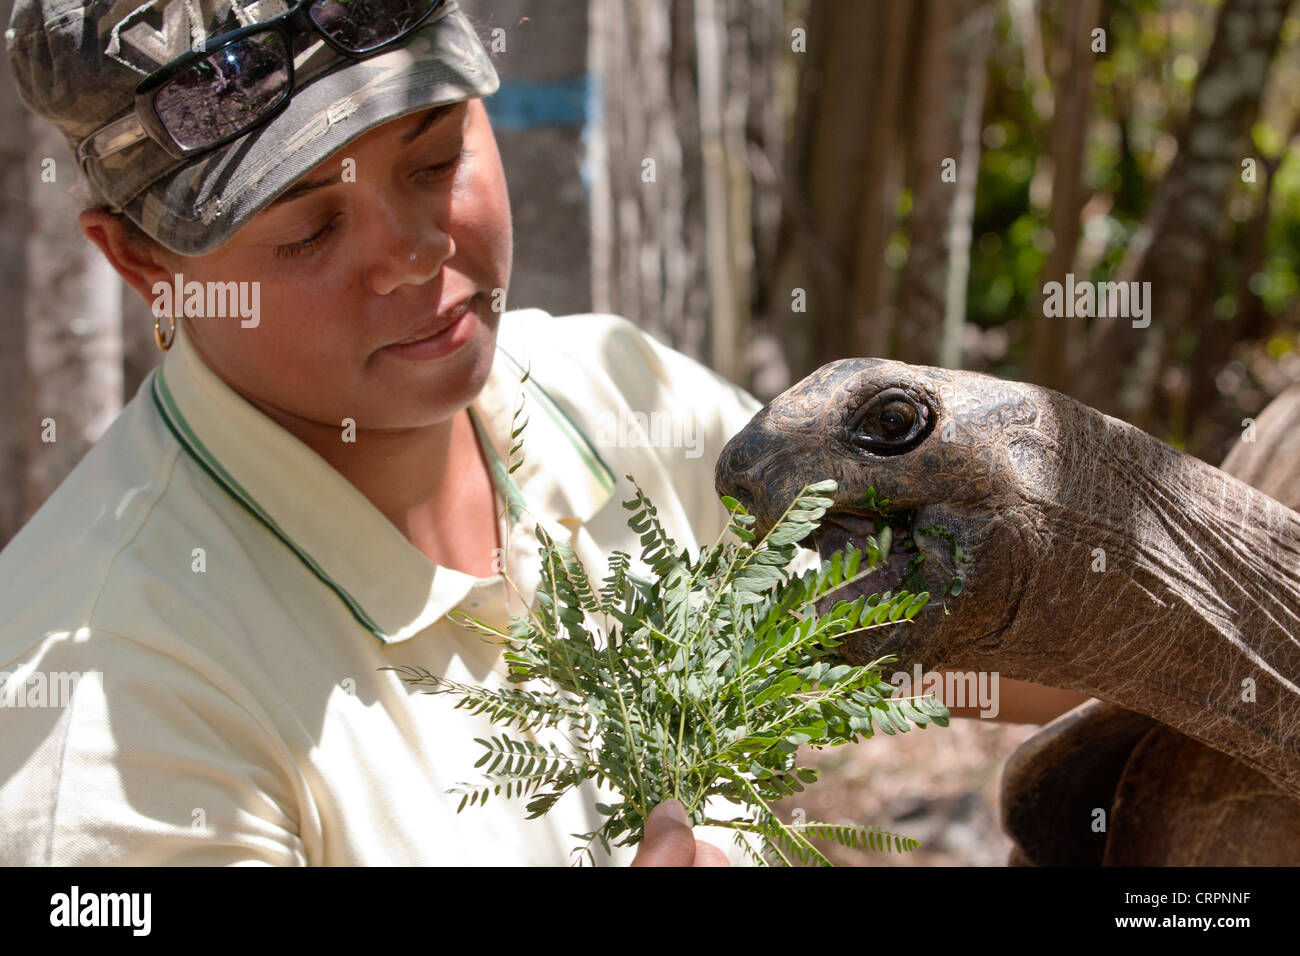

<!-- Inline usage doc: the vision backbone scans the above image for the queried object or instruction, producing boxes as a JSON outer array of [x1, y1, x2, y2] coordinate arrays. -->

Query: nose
[[364, 195, 455, 296], [714, 422, 788, 536]]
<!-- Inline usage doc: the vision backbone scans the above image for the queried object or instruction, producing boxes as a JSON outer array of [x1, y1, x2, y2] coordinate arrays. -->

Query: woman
[[1, 0, 1083, 866]]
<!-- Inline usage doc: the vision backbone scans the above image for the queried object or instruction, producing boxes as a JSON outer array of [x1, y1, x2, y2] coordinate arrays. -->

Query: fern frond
[[413, 458, 959, 866], [784, 821, 922, 854]]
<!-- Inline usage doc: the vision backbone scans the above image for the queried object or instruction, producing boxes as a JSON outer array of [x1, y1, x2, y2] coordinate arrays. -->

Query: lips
[[387, 295, 474, 347]]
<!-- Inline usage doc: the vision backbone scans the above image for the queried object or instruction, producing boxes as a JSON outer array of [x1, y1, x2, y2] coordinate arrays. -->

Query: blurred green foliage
[[963, 0, 1298, 448]]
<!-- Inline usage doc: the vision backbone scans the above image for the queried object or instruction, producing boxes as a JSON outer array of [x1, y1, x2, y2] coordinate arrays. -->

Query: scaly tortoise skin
[[714, 360, 1300, 865]]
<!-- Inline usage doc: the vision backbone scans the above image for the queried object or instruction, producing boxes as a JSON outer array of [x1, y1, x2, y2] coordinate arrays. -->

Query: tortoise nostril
[[715, 427, 784, 522], [729, 482, 757, 513], [715, 465, 760, 515]]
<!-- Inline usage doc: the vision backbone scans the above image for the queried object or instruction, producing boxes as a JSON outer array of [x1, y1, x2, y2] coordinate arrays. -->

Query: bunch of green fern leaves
[[387, 473, 949, 866], [383, 365, 948, 865]]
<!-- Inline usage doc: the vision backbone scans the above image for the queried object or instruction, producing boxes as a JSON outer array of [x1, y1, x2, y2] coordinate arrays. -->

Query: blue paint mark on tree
[[485, 76, 591, 130]]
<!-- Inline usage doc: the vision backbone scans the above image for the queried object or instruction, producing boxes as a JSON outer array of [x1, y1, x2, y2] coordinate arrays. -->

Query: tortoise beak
[[715, 418, 807, 538]]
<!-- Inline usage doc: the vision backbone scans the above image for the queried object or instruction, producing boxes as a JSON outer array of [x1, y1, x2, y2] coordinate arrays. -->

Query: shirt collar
[[149, 314, 615, 645]]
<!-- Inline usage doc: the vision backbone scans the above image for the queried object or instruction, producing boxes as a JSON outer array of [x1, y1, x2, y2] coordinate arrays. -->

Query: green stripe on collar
[[467, 405, 526, 524], [150, 367, 394, 645], [498, 349, 616, 495]]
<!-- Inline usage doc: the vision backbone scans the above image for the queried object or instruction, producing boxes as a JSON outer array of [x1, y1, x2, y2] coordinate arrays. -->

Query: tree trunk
[[0, 0, 29, 549], [1075, 0, 1290, 426], [778, 0, 992, 376], [847, 0, 913, 360], [21, 119, 124, 524], [1184, 151, 1282, 458], [895, 0, 970, 365], [1030, 0, 1103, 392], [938, 1, 995, 371], [480, 0, 593, 318], [775, 0, 874, 380], [590, 0, 705, 361], [589, 0, 780, 385]]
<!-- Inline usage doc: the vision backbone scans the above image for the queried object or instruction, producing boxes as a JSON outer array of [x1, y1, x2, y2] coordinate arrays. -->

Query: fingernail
[[663, 799, 687, 825]]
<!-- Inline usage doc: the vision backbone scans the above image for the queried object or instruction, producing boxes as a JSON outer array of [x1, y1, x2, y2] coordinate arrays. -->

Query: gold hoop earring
[[154, 314, 175, 352]]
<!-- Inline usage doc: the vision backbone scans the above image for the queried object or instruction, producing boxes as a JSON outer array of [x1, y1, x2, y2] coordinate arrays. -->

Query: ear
[[79, 208, 175, 309]]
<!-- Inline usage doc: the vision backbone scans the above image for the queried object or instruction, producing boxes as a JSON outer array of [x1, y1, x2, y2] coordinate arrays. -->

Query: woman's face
[[163, 98, 512, 434]]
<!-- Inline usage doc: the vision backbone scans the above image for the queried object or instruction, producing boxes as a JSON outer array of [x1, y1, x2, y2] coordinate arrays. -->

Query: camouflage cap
[[5, 0, 498, 255]]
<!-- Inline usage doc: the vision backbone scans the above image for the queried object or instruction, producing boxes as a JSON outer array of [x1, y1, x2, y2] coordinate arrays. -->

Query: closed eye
[[270, 147, 465, 259], [274, 214, 339, 259], [416, 150, 464, 181]]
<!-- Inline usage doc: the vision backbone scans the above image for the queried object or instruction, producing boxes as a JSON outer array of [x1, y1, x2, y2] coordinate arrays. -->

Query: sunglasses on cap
[[77, 0, 446, 165]]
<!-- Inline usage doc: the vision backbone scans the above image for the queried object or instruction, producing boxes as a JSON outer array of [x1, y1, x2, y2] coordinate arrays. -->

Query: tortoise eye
[[850, 388, 931, 454], [879, 400, 915, 437]]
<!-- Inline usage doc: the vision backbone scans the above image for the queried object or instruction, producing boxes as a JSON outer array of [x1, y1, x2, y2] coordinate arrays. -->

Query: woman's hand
[[630, 799, 730, 866]]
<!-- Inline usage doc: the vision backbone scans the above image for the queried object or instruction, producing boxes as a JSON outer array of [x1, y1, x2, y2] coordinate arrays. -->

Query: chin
[[461, 306, 500, 392], [392, 312, 500, 427]]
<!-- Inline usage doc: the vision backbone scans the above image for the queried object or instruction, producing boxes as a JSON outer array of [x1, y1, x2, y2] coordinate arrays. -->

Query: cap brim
[[124, 2, 498, 257]]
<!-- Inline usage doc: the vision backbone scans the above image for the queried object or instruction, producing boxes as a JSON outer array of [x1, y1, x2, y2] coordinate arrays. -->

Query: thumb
[[630, 800, 696, 867]]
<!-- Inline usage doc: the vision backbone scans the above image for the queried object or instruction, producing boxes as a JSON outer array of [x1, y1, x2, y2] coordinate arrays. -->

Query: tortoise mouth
[[802, 510, 919, 599]]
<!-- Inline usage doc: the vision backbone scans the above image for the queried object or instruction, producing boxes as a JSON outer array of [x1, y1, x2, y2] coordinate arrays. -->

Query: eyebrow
[[402, 103, 456, 144], [268, 104, 458, 207]]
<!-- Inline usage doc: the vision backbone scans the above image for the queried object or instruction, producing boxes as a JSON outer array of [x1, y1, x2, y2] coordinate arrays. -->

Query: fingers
[[629, 799, 696, 867], [692, 839, 730, 867]]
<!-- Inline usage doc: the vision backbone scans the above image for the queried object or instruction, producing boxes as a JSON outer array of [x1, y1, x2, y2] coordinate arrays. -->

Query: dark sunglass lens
[[154, 32, 291, 150], [309, 0, 439, 53]]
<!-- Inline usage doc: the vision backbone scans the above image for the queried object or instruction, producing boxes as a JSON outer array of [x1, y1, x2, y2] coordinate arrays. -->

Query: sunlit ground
[[772, 719, 1041, 867]]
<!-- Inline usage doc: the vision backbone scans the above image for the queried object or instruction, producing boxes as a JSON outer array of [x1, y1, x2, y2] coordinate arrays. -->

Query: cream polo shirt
[[0, 307, 768, 866]]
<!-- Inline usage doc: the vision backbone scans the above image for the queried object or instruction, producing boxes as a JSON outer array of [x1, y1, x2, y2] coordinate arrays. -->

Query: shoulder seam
[[42, 623, 311, 864], [82, 399, 186, 630]]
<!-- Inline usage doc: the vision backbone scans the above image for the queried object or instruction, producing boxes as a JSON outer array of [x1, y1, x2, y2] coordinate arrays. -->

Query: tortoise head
[[715, 357, 1050, 670], [717, 360, 1300, 802]]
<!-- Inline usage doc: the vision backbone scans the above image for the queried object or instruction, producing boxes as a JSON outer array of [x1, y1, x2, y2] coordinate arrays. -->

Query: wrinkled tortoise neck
[[972, 399, 1300, 801]]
